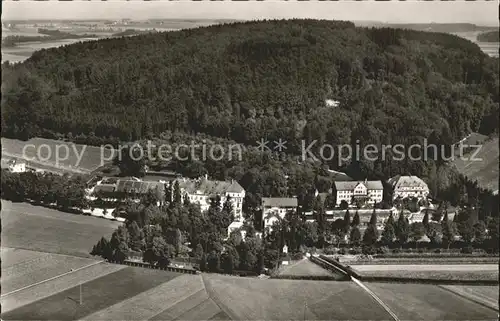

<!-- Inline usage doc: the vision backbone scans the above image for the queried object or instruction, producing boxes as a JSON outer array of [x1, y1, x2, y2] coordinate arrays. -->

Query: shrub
[[376, 246, 390, 255], [460, 246, 474, 254], [362, 246, 377, 255], [434, 248, 441, 254], [348, 247, 362, 255], [392, 248, 401, 254], [323, 247, 337, 255], [291, 252, 304, 260], [338, 248, 347, 255]]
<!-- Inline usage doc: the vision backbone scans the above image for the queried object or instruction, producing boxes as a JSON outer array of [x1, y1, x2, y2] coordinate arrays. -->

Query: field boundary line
[[1, 247, 98, 262], [438, 285, 499, 312], [145, 288, 207, 321], [351, 277, 400, 321], [201, 274, 241, 321], [1, 260, 104, 297], [171, 298, 212, 321]]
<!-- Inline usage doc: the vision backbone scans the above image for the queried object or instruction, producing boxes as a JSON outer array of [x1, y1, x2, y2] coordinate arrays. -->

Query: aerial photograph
[[1, 1, 499, 320]]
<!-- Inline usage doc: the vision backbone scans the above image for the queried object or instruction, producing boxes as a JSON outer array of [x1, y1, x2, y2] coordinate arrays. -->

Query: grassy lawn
[[441, 285, 499, 310], [348, 257, 499, 265], [1, 137, 114, 173], [1, 263, 126, 313], [351, 264, 499, 281], [150, 289, 210, 320], [210, 311, 231, 320], [365, 282, 498, 320], [358, 270, 499, 281], [453, 134, 499, 192], [2, 249, 100, 293], [85, 274, 205, 320], [1, 267, 180, 320], [202, 274, 392, 320], [277, 259, 334, 277], [1, 200, 120, 258]]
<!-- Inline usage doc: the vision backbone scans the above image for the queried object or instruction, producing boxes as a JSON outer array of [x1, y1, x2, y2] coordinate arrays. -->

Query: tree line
[[1, 169, 87, 211], [91, 180, 266, 274], [2, 19, 497, 154]]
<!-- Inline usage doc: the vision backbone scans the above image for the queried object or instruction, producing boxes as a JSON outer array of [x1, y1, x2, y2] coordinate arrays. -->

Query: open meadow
[[351, 264, 499, 281], [276, 258, 338, 278], [440, 285, 499, 310], [202, 273, 392, 320], [1, 248, 101, 294], [1, 267, 180, 320], [453, 134, 499, 193], [1, 137, 115, 174], [364, 282, 498, 320], [1, 200, 121, 257]]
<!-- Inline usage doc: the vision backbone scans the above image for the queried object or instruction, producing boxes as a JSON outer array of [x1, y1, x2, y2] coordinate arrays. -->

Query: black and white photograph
[[1, 1, 499, 320]]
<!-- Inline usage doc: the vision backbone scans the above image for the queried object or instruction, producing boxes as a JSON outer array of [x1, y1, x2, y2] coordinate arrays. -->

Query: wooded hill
[[2, 19, 498, 146], [2, 19, 499, 221], [2, 20, 499, 190]]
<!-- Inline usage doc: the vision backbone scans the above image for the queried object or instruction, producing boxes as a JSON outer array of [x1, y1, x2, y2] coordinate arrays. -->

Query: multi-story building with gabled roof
[[333, 180, 383, 206], [388, 175, 429, 200], [173, 175, 245, 223]]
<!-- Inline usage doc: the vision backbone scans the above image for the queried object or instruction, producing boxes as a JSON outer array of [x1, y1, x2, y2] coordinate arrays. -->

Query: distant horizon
[[2, 2, 497, 27], [1, 18, 498, 28]]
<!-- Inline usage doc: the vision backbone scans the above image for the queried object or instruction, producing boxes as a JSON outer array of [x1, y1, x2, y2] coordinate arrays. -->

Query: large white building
[[174, 175, 245, 223], [388, 175, 429, 200], [7, 159, 26, 173], [333, 180, 383, 206], [262, 197, 299, 230]]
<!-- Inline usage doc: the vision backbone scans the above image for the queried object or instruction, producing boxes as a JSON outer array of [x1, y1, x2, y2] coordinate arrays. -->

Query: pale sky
[[2, 1, 498, 26]]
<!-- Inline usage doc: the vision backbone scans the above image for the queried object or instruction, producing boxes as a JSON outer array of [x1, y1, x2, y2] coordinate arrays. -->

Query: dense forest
[[2, 19, 499, 214], [477, 31, 500, 43]]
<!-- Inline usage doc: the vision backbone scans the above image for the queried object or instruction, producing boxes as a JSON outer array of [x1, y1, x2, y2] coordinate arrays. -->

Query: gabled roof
[[176, 177, 244, 196], [388, 175, 428, 188], [116, 180, 164, 194], [262, 197, 298, 208], [334, 180, 383, 191], [94, 184, 116, 194]]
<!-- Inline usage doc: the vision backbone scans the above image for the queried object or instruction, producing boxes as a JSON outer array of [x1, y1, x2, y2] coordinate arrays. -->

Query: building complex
[[333, 180, 384, 206], [388, 175, 430, 200]]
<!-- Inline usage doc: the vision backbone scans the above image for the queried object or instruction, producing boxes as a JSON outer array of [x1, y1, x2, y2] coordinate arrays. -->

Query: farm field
[[2, 38, 100, 63], [277, 258, 335, 277], [1, 262, 125, 313], [2, 248, 101, 293], [351, 264, 499, 281], [1, 267, 181, 320], [3, 263, 499, 320], [453, 134, 499, 193], [202, 273, 392, 320], [1, 137, 115, 173], [440, 285, 499, 310], [352, 264, 499, 272], [364, 282, 498, 320], [346, 256, 499, 265], [1, 200, 121, 257], [82, 274, 205, 320]]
